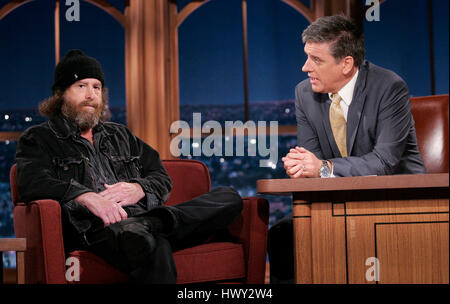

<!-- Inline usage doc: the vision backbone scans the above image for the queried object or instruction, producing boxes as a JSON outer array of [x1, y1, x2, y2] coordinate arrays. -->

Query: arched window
[[177, 0, 310, 226], [0, 1, 56, 264], [247, 0, 309, 124], [364, 0, 433, 97], [0, 0, 125, 269], [179, 0, 245, 125]]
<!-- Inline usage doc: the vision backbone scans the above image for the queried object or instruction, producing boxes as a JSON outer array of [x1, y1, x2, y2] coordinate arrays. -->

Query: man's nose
[[302, 58, 312, 73], [85, 86, 95, 99]]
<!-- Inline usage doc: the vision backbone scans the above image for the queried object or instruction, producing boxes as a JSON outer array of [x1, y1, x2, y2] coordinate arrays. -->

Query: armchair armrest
[[13, 195, 270, 284], [228, 196, 269, 284], [13, 199, 67, 284]]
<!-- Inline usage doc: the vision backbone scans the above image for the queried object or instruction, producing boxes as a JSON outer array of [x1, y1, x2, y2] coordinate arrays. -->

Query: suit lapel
[[347, 61, 369, 156]]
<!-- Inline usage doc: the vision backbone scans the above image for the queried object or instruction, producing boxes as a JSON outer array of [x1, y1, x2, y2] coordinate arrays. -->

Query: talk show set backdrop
[[0, 0, 448, 269]]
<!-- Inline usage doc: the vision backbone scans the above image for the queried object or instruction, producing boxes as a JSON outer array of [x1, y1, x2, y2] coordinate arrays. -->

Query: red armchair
[[10, 159, 269, 284]]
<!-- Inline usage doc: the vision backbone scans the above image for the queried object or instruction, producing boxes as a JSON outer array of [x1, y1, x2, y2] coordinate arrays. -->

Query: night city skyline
[[0, 0, 448, 112]]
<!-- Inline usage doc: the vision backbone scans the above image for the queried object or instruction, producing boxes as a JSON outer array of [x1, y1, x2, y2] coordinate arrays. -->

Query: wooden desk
[[0, 238, 26, 284], [258, 173, 449, 284]]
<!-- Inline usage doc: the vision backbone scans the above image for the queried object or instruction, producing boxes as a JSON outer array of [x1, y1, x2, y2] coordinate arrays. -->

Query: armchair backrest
[[10, 163, 20, 206], [410, 94, 449, 173], [162, 159, 211, 205]]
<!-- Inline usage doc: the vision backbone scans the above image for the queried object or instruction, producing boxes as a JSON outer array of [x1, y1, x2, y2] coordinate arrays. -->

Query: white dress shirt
[[328, 69, 359, 121]]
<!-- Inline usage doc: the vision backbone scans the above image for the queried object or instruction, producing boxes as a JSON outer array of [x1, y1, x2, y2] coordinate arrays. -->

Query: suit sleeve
[[331, 79, 413, 176]]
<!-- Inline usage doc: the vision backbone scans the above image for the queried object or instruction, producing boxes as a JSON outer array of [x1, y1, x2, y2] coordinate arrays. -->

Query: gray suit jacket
[[294, 60, 426, 176]]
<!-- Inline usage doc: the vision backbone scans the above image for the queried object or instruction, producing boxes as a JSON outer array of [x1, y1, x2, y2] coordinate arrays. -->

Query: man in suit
[[268, 15, 426, 283]]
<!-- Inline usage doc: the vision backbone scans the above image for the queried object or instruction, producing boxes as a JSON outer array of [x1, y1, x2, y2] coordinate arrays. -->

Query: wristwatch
[[319, 160, 331, 178]]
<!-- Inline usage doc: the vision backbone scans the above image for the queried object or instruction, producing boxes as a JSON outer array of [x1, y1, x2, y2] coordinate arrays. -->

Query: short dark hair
[[302, 15, 365, 67]]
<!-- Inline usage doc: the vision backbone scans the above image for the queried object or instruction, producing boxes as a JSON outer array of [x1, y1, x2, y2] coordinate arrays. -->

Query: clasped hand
[[76, 182, 145, 226], [282, 146, 322, 178]]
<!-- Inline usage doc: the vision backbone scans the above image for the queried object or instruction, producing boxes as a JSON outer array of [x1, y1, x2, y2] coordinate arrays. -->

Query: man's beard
[[61, 100, 103, 131]]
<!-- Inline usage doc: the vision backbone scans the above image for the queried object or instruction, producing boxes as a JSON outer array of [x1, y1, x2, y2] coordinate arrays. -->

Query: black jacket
[[16, 115, 172, 242]]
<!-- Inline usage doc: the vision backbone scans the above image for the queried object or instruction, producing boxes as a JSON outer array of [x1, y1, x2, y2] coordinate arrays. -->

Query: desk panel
[[263, 174, 450, 284]]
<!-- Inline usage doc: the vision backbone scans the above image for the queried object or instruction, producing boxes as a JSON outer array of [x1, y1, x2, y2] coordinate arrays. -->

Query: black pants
[[82, 186, 243, 283], [267, 213, 294, 284]]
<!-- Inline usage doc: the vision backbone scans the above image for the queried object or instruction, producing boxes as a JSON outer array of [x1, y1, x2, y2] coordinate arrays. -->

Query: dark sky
[[0, 0, 125, 109], [0, 0, 448, 110], [178, 0, 310, 105]]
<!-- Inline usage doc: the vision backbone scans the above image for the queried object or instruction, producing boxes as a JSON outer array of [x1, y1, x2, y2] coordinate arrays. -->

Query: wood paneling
[[292, 198, 449, 284], [375, 221, 448, 284], [292, 202, 313, 283], [310, 202, 347, 283], [262, 174, 449, 284]]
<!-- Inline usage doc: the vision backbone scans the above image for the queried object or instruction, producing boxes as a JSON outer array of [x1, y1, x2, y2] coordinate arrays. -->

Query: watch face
[[320, 163, 331, 178]]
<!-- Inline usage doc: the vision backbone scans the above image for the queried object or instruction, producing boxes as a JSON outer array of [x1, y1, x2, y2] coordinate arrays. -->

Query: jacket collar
[[352, 60, 369, 99], [346, 60, 369, 155], [320, 60, 370, 157]]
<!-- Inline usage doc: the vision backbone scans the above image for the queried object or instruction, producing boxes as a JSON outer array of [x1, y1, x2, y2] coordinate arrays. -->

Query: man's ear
[[341, 56, 355, 75]]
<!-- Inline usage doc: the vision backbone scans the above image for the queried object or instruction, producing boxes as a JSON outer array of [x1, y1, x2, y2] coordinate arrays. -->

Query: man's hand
[[99, 182, 145, 207], [75, 192, 128, 226], [282, 147, 323, 178]]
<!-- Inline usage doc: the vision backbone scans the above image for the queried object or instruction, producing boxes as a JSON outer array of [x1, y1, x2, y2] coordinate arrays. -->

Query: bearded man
[[15, 49, 242, 283]]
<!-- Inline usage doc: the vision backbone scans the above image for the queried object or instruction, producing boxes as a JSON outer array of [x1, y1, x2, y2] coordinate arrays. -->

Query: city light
[[25, 117, 32, 122], [4, 114, 9, 120], [267, 161, 277, 169]]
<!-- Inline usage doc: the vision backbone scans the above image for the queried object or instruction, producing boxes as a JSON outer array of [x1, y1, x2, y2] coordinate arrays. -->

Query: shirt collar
[[328, 69, 359, 107]]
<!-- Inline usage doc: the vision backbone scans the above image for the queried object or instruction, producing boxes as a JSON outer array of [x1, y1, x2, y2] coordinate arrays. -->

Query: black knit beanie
[[52, 49, 105, 93]]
